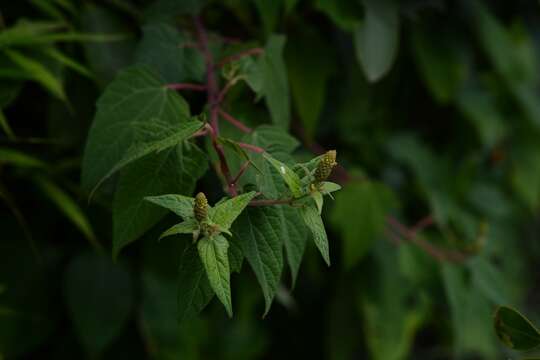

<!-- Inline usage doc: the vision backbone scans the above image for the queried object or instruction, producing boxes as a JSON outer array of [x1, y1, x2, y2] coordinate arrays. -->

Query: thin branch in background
[[232, 161, 251, 185], [166, 83, 207, 92], [387, 215, 469, 263], [216, 47, 264, 68], [218, 109, 253, 133]]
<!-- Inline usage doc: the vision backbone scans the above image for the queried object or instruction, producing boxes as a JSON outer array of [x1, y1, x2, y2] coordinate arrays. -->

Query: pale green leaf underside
[[159, 218, 199, 240], [197, 235, 232, 317], [263, 152, 302, 198], [145, 193, 195, 220], [301, 203, 330, 265], [209, 191, 258, 231]]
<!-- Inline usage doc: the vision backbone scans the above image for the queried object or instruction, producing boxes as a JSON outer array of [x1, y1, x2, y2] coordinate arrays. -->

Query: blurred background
[[1, 0, 540, 359]]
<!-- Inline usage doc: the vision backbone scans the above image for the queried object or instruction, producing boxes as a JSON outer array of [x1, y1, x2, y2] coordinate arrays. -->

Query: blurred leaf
[[244, 35, 290, 128], [3, 49, 65, 100], [252, 0, 282, 35], [33, 176, 99, 249], [331, 181, 396, 269], [442, 263, 497, 357], [42, 47, 92, 78], [231, 206, 284, 315], [494, 306, 540, 351], [361, 243, 427, 360], [198, 235, 232, 317], [300, 202, 330, 265], [469, 257, 509, 305], [64, 252, 133, 355], [412, 26, 467, 103], [135, 23, 205, 83], [0, 148, 47, 168], [0, 20, 64, 48], [112, 144, 207, 257], [511, 145, 540, 210], [144, 0, 206, 22], [286, 28, 334, 140], [0, 110, 15, 139], [354, 0, 399, 82], [81, 65, 192, 195], [177, 243, 214, 324], [80, 4, 135, 86], [314, 0, 362, 31]]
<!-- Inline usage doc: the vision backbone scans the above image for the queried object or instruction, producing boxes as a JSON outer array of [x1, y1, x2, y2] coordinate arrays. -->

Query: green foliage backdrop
[[1, 1, 540, 359]]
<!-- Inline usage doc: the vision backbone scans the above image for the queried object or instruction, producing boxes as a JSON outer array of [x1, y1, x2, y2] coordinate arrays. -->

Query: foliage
[[1, 1, 540, 359]]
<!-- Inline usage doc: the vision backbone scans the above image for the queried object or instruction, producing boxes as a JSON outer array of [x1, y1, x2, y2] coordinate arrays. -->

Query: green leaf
[[245, 35, 290, 128], [42, 47, 93, 78], [209, 191, 258, 231], [0, 148, 47, 168], [312, 191, 323, 214], [33, 176, 99, 249], [281, 205, 308, 287], [494, 306, 540, 351], [252, 0, 282, 35], [411, 26, 467, 104], [314, 0, 362, 31], [81, 65, 191, 195], [300, 202, 330, 265], [354, 0, 399, 82], [231, 206, 284, 315], [64, 252, 133, 355], [112, 143, 207, 257], [100, 119, 203, 190], [0, 109, 15, 139], [263, 152, 302, 197], [320, 181, 341, 194], [3, 49, 65, 100], [145, 194, 195, 220], [197, 235, 232, 317], [177, 243, 214, 324], [0, 20, 63, 48], [159, 219, 199, 240], [144, 0, 206, 22], [285, 28, 334, 140], [330, 181, 395, 269], [135, 23, 204, 83]]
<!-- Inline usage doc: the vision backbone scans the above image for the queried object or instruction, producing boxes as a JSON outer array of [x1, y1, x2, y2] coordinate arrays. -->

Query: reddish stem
[[237, 142, 265, 154], [219, 109, 253, 134], [166, 83, 206, 92], [232, 161, 251, 185], [217, 47, 264, 68]]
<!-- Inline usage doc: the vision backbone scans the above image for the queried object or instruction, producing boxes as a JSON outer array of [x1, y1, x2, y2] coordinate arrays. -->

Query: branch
[[237, 142, 265, 154], [166, 83, 206, 92], [217, 47, 264, 68], [232, 161, 251, 185], [218, 109, 253, 134], [386, 215, 470, 263]]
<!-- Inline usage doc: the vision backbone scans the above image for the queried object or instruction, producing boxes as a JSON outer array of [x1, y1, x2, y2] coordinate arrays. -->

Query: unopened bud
[[194, 192, 208, 222], [314, 150, 337, 182]]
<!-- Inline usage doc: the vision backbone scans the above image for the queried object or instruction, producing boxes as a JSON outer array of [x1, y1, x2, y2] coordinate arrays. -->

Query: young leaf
[[300, 202, 330, 265], [197, 235, 233, 317], [64, 252, 133, 355], [494, 306, 540, 351], [145, 193, 195, 220], [354, 0, 399, 82], [177, 243, 214, 324], [81, 65, 195, 196], [320, 181, 341, 195], [209, 191, 258, 231], [159, 219, 199, 240], [263, 152, 303, 198], [312, 191, 323, 214], [231, 206, 283, 315]]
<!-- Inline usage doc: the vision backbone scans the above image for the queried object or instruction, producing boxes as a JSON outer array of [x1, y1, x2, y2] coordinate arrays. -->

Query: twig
[[232, 161, 251, 185], [218, 109, 253, 134], [387, 216, 469, 263], [237, 142, 265, 154], [217, 47, 264, 68], [166, 83, 206, 92]]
